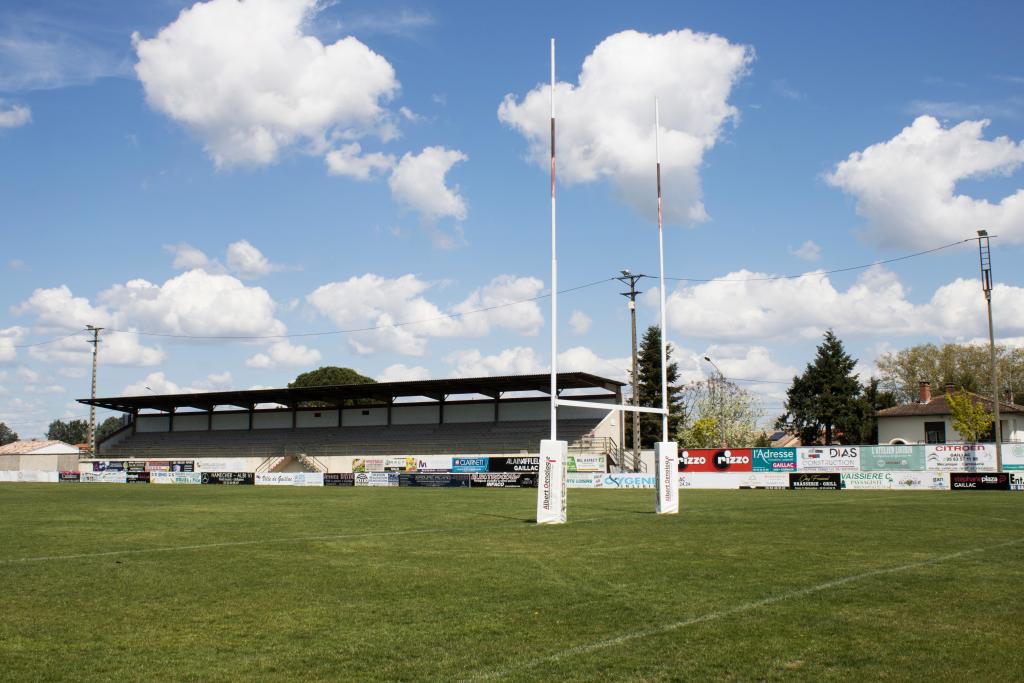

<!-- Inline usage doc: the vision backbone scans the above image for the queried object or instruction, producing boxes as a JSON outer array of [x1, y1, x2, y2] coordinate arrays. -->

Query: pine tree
[[0, 422, 18, 446], [776, 330, 863, 445], [629, 325, 683, 448]]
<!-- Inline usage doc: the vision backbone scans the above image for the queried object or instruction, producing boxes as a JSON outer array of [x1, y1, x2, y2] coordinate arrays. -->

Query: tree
[[776, 330, 864, 445], [0, 422, 18, 446], [853, 377, 899, 444], [289, 366, 376, 407], [753, 431, 772, 448], [95, 416, 124, 442], [678, 378, 764, 448], [628, 326, 683, 449], [946, 389, 994, 442], [876, 343, 1024, 404], [46, 419, 89, 445]]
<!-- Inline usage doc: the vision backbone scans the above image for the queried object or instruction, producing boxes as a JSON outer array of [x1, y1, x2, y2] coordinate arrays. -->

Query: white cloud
[[13, 285, 111, 329], [568, 310, 592, 335], [0, 17, 128, 91], [16, 366, 39, 382], [377, 364, 431, 382], [0, 101, 31, 128], [246, 341, 321, 369], [558, 346, 629, 381], [25, 383, 65, 395], [789, 240, 821, 261], [123, 371, 232, 396], [446, 347, 543, 377], [499, 29, 752, 224], [164, 243, 211, 270], [226, 240, 281, 279], [28, 331, 165, 367], [659, 266, 1024, 343], [826, 116, 1024, 247], [133, 0, 399, 168], [388, 146, 468, 222], [306, 274, 543, 356], [325, 142, 395, 180], [0, 327, 27, 363]]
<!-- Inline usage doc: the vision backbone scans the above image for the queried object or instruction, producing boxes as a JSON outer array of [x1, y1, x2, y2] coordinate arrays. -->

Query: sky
[[1, 0, 1023, 438]]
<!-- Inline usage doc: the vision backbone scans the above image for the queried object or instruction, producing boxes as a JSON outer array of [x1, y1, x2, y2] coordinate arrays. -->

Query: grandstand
[[80, 373, 625, 472]]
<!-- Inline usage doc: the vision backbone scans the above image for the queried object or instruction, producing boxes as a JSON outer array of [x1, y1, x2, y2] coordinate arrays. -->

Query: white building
[[876, 381, 1024, 445], [0, 440, 81, 471]]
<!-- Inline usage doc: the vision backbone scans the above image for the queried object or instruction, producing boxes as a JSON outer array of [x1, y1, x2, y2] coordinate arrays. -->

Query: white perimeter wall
[[212, 413, 248, 430], [342, 407, 387, 426], [297, 410, 338, 428], [173, 414, 208, 432], [254, 412, 292, 429]]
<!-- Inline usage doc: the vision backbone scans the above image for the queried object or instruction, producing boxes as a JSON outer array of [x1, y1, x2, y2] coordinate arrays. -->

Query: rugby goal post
[[537, 39, 677, 525]]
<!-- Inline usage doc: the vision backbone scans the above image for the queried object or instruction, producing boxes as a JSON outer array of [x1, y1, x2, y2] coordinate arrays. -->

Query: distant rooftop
[[877, 389, 1024, 418]]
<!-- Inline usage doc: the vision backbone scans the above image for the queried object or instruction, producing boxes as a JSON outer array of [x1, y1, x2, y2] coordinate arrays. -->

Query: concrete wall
[[253, 411, 292, 429], [137, 415, 170, 433], [212, 412, 248, 431], [343, 407, 387, 426], [499, 401, 546, 421], [393, 405, 439, 425], [446, 402, 494, 423], [173, 413, 208, 432], [0, 454, 79, 471], [297, 409, 338, 428]]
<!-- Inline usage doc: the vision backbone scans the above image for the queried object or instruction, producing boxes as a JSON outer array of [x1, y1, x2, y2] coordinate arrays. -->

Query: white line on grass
[[464, 537, 1024, 681], [0, 528, 447, 564]]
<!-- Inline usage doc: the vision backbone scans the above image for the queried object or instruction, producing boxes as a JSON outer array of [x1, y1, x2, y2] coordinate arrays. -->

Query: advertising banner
[[323, 473, 355, 487], [201, 472, 254, 485], [398, 473, 471, 488], [926, 444, 996, 472], [736, 472, 790, 489], [655, 442, 679, 513], [256, 473, 296, 486], [451, 457, 488, 473], [489, 456, 540, 473], [860, 445, 925, 471], [600, 473, 656, 488], [145, 461, 171, 472], [384, 457, 414, 472], [470, 473, 538, 488], [292, 472, 324, 487], [789, 472, 841, 490], [59, 471, 81, 482], [195, 460, 245, 473], [1001, 444, 1024, 471], [126, 471, 151, 484], [352, 458, 385, 473], [567, 473, 600, 488], [890, 471, 949, 491], [537, 440, 567, 524], [364, 472, 398, 487], [950, 472, 1010, 491], [1011, 473, 1024, 491], [412, 457, 452, 473], [797, 446, 861, 472], [16, 471, 59, 483], [678, 472, 748, 489], [678, 449, 753, 473], [841, 471, 894, 490], [150, 472, 202, 484], [92, 461, 125, 472], [751, 448, 797, 472], [81, 471, 127, 483], [568, 454, 606, 472], [170, 460, 195, 472]]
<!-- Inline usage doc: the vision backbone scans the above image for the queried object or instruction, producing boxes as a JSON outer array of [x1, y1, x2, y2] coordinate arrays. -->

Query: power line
[[11, 329, 91, 349], [102, 277, 617, 342], [656, 237, 977, 284]]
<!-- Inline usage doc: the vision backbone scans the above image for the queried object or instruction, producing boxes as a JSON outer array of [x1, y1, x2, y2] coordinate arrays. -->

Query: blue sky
[[1, 0, 1023, 437]]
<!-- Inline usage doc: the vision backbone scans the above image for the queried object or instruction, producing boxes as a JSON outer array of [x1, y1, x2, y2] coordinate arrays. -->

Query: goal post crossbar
[[555, 398, 667, 415]]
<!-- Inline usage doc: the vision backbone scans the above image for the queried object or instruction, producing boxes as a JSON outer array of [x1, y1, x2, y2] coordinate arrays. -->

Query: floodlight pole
[[655, 99, 669, 443], [617, 271, 644, 471], [977, 230, 1001, 470], [549, 38, 558, 442], [86, 325, 103, 456]]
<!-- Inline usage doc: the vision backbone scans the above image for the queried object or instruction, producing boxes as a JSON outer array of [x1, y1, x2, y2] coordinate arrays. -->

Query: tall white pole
[[655, 98, 669, 443], [549, 38, 558, 441]]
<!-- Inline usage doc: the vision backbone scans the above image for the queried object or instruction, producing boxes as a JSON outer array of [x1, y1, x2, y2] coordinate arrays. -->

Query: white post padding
[[537, 439, 568, 524], [655, 441, 679, 514]]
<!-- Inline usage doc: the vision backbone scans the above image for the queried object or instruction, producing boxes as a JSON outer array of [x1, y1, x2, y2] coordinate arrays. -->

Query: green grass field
[[1, 484, 1022, 682]]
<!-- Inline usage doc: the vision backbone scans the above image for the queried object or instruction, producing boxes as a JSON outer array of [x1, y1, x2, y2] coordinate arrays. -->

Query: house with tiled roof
[[0, 440, 81, 471], [876, 381, 1024, 445]]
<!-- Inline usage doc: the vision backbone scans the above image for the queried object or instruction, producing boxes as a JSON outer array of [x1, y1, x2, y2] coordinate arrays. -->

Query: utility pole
[[617, 270, 644, 471], [86, 325, 103, 457], [977, 230, 1002, 471]]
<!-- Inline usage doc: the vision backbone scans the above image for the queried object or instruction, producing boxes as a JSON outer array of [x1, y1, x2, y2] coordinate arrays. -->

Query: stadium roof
[[78, 372, 624, 414]]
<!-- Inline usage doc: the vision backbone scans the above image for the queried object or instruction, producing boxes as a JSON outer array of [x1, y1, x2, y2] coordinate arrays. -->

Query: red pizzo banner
[[678, 449, 753, 473]]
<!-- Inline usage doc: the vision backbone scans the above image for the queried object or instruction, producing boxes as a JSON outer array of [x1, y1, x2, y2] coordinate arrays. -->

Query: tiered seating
[[101, 418, 603, 459]]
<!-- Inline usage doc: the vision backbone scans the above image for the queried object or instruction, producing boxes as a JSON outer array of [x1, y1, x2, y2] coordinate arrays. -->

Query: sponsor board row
[[678, 445, 1006, 473], [354, 456, 552, 474]]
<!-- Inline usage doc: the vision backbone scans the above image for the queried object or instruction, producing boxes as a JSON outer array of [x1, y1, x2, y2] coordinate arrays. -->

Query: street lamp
[[617, 269, 645, 471], [977, 230, 1002, 470], [703, 356, 726, 448]]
